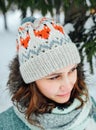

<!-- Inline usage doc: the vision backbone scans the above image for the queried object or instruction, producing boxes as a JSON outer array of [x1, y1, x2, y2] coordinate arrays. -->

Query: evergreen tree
[[12, 0, 30, 18], [62, 0, 96, 73], [0, 0, 12, 30], [35, 0, 53, 16]]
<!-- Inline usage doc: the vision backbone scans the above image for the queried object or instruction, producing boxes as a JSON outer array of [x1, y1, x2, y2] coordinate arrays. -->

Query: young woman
[[0, 17, 96, 130]]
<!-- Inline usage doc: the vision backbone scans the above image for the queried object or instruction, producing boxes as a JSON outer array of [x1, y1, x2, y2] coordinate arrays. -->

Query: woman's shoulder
[[0, 107, 30, 130], [0, 106, 14, 117], [0, 107, 14, 122], [86, 96, 96, 130]]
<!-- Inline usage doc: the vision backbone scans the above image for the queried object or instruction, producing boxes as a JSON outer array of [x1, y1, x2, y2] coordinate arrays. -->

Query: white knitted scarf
[[14, 97, 95, 130]]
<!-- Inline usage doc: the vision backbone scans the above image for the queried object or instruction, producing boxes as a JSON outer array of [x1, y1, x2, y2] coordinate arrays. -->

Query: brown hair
[[7, 55, 89, 125]]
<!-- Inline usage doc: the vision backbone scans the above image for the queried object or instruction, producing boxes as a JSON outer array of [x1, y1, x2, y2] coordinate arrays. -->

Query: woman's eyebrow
[[47, 65, 78, 77], [47, 73, 62, 77]]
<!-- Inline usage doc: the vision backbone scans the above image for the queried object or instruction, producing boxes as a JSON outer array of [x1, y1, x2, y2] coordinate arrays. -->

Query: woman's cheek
[[70, 71, 77, 84]]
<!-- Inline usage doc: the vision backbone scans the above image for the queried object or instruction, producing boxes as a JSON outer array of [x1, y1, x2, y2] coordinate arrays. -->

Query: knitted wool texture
[[13, 97, 96, 130], [16, 17, 81, 83]]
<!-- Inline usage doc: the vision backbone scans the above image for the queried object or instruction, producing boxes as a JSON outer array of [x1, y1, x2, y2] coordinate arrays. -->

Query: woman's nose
[[59, 76, 72, 91]]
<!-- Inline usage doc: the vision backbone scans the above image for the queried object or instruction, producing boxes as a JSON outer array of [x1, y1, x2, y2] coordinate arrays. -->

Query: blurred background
[[0, 0, 96, 113]]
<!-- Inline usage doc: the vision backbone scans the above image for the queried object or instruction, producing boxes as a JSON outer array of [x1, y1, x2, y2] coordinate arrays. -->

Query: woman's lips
[[57, 92, 70, 97]]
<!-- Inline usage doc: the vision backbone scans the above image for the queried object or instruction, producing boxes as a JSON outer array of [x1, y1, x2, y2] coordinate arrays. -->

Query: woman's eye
[[49, 75, 60, 80], [70, 67, 77, 73]]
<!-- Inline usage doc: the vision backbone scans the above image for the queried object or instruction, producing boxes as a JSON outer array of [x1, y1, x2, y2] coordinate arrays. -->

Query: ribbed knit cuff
[[20, 43, 80, 83]]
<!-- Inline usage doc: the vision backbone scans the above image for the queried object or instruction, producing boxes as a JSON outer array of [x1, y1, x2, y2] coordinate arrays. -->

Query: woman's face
[[36, 64, 77, 104]]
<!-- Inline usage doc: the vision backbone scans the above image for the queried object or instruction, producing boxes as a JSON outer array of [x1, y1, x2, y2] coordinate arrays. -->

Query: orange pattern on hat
[[34, 25, 50, 39], [52, 23, 64, 34], [20, 31, 30, 48], [18, 27, 24, 31]]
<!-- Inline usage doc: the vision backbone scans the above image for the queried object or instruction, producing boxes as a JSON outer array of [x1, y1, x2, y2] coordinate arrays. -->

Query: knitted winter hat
[[16, 17, 81, 84]]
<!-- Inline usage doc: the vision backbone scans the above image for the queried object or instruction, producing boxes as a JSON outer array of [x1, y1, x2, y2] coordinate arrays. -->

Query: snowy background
[[0, 10, 96, 113]]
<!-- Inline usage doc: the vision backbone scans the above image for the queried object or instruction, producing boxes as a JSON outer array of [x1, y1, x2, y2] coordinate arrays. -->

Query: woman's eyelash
[[49, 75, 60, 80]]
